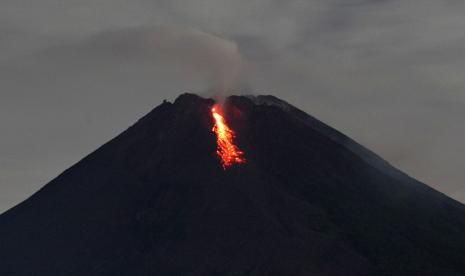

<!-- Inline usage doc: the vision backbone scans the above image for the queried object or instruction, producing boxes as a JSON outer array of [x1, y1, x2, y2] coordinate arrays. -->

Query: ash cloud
[[38, 25, 245, 94], [98, 25, 245, 95]]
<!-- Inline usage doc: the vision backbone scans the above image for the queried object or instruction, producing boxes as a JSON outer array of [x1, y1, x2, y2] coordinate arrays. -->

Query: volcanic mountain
[[1, 94, 465, 276]]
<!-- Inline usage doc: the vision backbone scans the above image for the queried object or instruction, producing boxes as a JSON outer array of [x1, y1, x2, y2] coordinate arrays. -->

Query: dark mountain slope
[[1, 94, 464, 276]]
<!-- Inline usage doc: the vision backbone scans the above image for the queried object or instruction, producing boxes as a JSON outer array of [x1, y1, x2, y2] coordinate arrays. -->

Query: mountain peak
[[173, 92, 212, 106], [1, 93, 465, 276]]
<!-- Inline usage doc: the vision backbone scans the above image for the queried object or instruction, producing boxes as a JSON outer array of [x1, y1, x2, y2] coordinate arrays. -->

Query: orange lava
[[211, 104, 245, 169]]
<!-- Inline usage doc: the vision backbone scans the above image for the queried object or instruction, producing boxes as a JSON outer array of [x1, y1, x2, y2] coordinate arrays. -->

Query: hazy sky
[[1, 0, 464, 213]]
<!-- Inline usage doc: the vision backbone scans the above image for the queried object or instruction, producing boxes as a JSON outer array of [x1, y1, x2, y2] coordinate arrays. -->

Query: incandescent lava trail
[[211, 104, 245, 169]]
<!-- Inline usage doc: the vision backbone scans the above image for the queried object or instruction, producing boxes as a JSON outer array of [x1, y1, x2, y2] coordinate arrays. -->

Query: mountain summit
[[1, 94, 465, 275]]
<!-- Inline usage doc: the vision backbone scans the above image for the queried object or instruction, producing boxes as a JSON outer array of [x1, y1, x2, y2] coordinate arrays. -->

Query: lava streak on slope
[[211, 104, 246, 169]]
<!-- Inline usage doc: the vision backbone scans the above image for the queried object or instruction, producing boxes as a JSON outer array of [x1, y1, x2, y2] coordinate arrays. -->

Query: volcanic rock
[[1, 94, 465, 276]]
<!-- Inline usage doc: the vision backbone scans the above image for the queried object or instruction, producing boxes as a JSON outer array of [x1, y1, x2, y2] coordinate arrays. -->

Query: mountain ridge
[[1, 93, 464, 276]]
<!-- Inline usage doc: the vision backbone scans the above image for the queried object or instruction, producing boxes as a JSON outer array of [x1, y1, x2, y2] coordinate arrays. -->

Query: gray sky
[[1, 0, 464, 213]]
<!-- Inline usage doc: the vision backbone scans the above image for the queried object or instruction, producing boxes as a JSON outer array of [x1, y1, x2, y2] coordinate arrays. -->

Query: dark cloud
[[1, 0, 464, 212]]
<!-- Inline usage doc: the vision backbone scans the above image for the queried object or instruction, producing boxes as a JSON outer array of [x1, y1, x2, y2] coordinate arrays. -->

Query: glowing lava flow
[[211, 104, 245, 169]]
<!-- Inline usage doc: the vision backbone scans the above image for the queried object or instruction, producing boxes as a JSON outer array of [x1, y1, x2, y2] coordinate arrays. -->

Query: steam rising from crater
[[146, 26, 244, 95]]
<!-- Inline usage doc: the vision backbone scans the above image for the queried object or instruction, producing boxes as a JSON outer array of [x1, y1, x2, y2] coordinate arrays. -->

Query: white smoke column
[[146, 26, 244, 97]]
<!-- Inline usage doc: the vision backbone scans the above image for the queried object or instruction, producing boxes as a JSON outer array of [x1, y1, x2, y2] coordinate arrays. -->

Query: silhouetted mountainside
[[1, 94, 465, 276]]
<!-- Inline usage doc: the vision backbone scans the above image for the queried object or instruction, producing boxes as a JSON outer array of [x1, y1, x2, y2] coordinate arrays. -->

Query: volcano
[[1, 94, 465, 276]]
